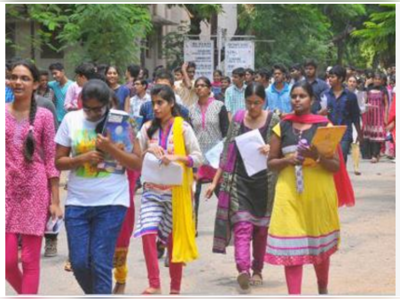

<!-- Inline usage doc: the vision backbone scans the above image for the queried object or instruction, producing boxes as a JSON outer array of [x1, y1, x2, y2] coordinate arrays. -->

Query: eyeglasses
[[195, 84, 209, 88], [82, 104, 107, 114]]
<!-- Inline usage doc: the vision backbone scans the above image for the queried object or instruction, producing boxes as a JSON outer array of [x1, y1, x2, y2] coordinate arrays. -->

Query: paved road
[[6, 156, 396, 295]]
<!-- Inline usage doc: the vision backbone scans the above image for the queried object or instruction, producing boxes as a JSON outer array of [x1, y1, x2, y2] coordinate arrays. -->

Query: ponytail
[[23, 95, 37, 162]]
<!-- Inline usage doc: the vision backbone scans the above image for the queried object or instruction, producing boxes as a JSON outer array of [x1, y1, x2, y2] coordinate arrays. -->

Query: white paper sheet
[[142, 153, 183, 185], [205, 139, 225, 169], [235, 129, 267, 176], [45, 218, 64, 235]]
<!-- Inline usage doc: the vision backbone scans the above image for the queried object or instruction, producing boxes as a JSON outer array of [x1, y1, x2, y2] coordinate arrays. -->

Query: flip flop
[[237, 272, 251, 294], [250, 272, 263, 286]]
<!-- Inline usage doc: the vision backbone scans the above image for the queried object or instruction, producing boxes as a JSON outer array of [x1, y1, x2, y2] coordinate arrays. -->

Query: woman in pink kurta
[[6, 60, 62, 295]]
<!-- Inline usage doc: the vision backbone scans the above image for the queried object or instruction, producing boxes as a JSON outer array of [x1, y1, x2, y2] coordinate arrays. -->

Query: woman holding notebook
[[134, 84, 203, 295], [206, 83, 280, 293], [265, 81, 347, 295]]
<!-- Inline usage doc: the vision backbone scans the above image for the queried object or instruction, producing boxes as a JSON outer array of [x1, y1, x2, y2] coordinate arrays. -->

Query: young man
[[125, 79, 151, 127], [125, 64, 141, 97], [173, 67, 183, 82], [174, 61, 198, 108], [140, 70, 188, 126], [265, 64, 292, 115], [325, 65, 362, 164], [255, 68, 271, 90], [289, 63, 305, 85], [303, 59, 330, 114], [48, 62, 73, 123], [225, 67, 246, 120], [215, 76, 231, 103], [244, 68, 255, 85], [36, 70, 55, 103], [5, 63, 14, 103]]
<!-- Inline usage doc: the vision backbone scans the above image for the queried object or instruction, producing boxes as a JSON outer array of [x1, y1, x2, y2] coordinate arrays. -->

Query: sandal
[[237, 272, 251, 294], [113, 282, 126, 295], [142, 287, 161, 295], [64, 260, 73, 272], [170, 289, 180, 295], [250, 272, 263, 286]]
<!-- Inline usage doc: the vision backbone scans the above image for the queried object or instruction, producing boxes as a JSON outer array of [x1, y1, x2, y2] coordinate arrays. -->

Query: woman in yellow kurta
[[265, 81, 340, 295]]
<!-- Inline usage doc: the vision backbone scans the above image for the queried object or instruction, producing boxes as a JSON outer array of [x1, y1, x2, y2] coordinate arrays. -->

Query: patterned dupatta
[[212, 110, 279, 254]]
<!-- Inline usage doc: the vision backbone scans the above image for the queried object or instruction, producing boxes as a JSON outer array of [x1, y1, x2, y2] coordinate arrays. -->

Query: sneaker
[[44, 238, 57, 257]]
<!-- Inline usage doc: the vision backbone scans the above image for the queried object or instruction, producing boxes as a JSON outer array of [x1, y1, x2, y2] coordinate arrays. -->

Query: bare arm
[[55, 144, 104, 171], [181, 62, 192, 89]]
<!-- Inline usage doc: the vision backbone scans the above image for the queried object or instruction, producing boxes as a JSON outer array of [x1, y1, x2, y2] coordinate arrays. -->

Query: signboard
[[224, 41, 255, 78], [184, 40, 214, 81]]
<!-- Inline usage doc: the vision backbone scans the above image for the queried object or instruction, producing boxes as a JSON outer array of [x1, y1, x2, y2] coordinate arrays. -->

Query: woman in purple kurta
[[6, 60, 62, 294]]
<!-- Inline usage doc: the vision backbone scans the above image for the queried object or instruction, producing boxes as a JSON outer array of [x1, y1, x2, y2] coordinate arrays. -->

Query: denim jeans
[[65, 205, 127, 294], [340, 140, 352, 164]]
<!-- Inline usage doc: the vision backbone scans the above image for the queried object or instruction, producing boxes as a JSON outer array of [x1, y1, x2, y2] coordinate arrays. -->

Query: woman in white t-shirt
[[55, 79, 142, 294]]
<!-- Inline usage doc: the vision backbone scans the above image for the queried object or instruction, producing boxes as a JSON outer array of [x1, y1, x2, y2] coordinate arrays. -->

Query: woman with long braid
[[6, 60, 62, 294]]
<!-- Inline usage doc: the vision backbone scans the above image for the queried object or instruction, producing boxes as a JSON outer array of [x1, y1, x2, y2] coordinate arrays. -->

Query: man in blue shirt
[[5, 64, 14, 103], [325, 65, 362, 164], [265, 64, 291, 115], [303, 59, 330, 114], [48, 62, 73, 123]]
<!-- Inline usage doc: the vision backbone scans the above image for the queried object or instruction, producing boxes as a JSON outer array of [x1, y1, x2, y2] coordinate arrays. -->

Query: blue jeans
[[65, 205, 127, 294], [340, 140, 352, 165]]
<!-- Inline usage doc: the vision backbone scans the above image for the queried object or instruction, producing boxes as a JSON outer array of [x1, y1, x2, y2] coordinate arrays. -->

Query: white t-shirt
[[55, 110, 130, 207]]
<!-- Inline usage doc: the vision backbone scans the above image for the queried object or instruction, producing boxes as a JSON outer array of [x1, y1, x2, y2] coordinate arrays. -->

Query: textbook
[[311, 125, 347, 158], [97, 109, 135, 174]]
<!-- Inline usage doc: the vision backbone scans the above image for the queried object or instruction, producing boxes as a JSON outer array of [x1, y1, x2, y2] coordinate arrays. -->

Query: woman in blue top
[[106, 65, 130, 111]]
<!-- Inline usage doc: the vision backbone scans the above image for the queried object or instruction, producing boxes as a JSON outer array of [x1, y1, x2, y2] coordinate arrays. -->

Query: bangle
[[315, 154, 321, 163]]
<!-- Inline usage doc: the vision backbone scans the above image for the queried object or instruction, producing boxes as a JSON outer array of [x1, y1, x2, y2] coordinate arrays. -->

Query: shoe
[[44, 238, 57, 257], [237, 272, 251, 294]]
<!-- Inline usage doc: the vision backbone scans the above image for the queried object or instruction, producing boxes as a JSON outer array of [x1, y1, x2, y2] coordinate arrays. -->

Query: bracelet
[[315, 154, 321, 163]]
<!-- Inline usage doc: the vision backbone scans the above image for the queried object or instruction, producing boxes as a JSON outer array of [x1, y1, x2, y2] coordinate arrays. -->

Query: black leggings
[[194, 181, 220, 230]]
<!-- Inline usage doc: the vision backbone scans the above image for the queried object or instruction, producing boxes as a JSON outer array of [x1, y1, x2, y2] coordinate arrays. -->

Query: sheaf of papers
[[45, 218, 64, 235], [142, 153, 183, 186], [205, 139, 224, 169], [235, 129, 267, 176]]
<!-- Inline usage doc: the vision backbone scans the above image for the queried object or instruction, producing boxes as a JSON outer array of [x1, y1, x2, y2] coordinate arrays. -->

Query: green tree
[[352, 4, 395, 67], [6, 4, 152, 72]]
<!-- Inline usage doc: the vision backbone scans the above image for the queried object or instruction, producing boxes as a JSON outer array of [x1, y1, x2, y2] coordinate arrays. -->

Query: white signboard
[[225, 41, 255, 78], [184, 40, 214, 81]]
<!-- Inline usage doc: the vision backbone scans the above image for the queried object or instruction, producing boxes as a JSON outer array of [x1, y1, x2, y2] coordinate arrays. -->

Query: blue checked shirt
[[225, 84, 246, 116]]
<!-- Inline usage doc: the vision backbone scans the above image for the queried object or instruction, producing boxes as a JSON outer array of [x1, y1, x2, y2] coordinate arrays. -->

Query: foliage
[[162, 24, 190, 70], [6, 4, 152, 72], [352, 4, 395, 67]]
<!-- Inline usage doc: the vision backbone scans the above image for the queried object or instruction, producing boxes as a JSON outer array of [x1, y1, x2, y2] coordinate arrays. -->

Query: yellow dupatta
[[171, 116, 199, 263]]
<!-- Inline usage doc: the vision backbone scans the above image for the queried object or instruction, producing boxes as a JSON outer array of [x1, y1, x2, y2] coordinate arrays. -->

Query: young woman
[[265, 81, 342, 295], [55, 79, 142, 294], [189, 76, 229, 233], [6, 60, 62, 294], [134, 85, 203, 295], [206, 83, 280, 293], [363, 73, 389, 163], [105, 65, 130, 111]]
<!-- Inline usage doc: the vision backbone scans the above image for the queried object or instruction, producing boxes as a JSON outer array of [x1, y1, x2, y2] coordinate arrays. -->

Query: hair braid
[[23, 94, 37, 162]]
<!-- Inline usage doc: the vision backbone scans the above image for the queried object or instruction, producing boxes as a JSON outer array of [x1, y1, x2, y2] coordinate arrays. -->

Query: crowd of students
[[5, 58, 396, 295]]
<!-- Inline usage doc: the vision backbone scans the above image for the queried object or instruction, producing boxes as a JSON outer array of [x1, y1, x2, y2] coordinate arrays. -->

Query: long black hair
[[81, 79, 112, 134], [147, 84, 181, 138], [11, 60, 40, 162], [245, 82, 266, 101], [290, 80, 315, 101]]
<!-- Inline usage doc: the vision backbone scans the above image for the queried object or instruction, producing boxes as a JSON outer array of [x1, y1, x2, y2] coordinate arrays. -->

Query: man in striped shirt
[[225, 67, 246, 120]]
